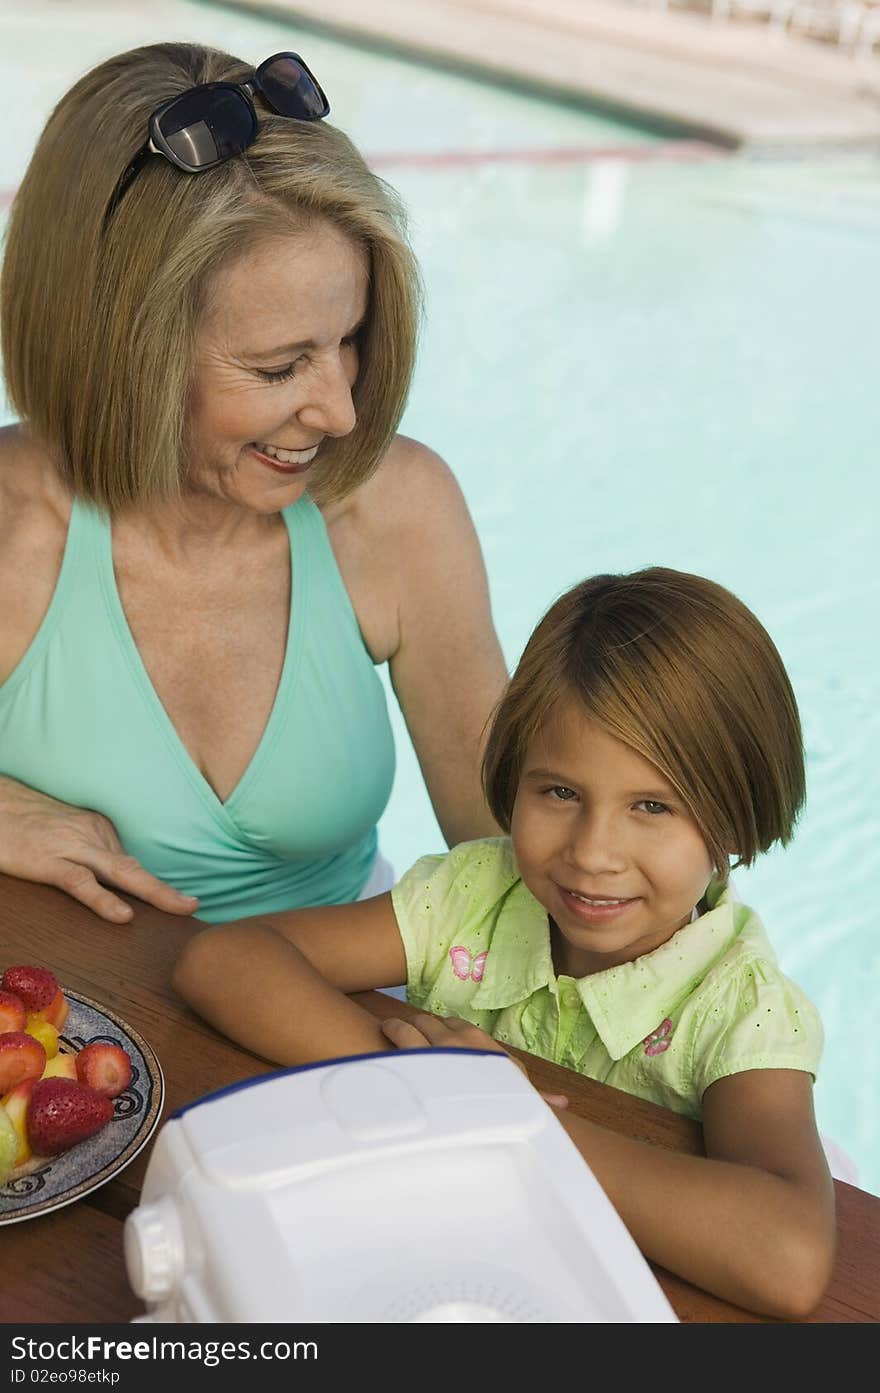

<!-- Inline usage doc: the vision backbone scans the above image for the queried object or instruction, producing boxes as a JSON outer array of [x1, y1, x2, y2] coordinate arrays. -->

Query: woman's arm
[[386, 445, 508, 845], [330, 438, 508, 847], [381, 1014, 836, 1320], [171, 893, 408, 1064]]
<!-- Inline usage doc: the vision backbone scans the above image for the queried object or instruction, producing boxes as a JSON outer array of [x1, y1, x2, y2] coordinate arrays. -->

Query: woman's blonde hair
[[1, 43, 422, 510], [483, 568, 805, 875]]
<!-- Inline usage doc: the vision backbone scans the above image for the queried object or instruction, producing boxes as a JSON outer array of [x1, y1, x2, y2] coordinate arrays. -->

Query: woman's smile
[[248, 440, 322, 475]]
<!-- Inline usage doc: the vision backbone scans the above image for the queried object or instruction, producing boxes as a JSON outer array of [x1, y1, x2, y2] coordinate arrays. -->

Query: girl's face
[[186, 222, 368, 512], [510, 695, 714, 977]]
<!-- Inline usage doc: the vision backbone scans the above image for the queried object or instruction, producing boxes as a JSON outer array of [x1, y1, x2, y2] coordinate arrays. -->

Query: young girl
[[173, 567, 836, 1320]]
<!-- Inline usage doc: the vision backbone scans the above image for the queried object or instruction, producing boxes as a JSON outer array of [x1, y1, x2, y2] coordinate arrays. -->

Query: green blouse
[[391, 837, 822, 1120]]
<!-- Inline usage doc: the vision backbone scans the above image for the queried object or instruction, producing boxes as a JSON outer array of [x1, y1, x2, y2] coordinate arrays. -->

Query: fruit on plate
[[0, 990, 27, 1035], [0, 1100, 21, 1182], [41, 1052, 77, 1082], [76, 1042, 133, 1098], [1, 965, 59, 1012], [0, 1106, 18, 1186], [0, 1032, 47, 1094], [26, 1078, 113, 1157], [0, 962, 136, 1182], [25, 1019, 60, 1059], [27, 988, 69, 1032], [1, 1078, 36, 1168]]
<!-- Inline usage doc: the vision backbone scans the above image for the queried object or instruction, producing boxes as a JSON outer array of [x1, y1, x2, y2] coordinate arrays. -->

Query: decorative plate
[[0, 990, 164, 1224]]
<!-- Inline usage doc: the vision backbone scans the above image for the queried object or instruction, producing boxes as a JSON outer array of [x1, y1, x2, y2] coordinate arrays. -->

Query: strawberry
[[26, 1078, 113, 1156], [75, 1042, 132, 1098], [0, 1032, 47, 1093], [1, 966, 58, 1012], [0, 990, 26, 1035]]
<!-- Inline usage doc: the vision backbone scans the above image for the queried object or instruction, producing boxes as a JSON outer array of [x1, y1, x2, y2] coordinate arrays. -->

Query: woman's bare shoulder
[[0, 424, 66, 516], [326, 434, 469, 540], [0, 426, 72, 679], [321, 435, 478, 662], [378, 432, 463, 499]]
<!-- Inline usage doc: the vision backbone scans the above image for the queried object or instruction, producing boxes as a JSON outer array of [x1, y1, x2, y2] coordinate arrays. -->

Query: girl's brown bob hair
[[0, 42, 422, 511], [482, 568, 806, 875]]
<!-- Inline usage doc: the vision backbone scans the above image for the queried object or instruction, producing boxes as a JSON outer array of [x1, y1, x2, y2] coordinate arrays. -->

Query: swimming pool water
[[393, 143, 879, 1195], [2, 1, 878, 1193]]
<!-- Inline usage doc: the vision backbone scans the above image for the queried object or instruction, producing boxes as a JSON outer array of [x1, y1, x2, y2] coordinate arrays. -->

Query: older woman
[[0, 43, 506, 925]]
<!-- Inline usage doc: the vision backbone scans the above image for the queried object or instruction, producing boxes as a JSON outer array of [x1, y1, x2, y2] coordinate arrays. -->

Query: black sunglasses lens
[[257, 55, 329, 119], [158, 87, 256, 169]]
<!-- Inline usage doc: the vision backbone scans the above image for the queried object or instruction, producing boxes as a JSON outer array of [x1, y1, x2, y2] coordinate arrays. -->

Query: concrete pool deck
[[221, 0, 880, 148]]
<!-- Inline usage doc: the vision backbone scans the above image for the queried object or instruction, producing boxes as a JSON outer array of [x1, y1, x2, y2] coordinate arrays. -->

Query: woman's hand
[[0, 775, 199, 923], [381, 1011, 568, 1108]]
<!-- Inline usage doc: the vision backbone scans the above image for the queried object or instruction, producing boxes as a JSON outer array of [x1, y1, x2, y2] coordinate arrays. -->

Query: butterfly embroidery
[[643, 1018, 673, 1056], [449, 946, 488, 982]]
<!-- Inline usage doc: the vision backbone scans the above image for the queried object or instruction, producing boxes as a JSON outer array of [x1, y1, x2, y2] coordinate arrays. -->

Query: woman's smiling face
[[510, 695, 715, 977], [186, 220, 369, 512]]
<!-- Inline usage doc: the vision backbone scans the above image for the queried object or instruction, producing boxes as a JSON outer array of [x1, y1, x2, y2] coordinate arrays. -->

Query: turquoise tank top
[[0, 495, 396, 922]]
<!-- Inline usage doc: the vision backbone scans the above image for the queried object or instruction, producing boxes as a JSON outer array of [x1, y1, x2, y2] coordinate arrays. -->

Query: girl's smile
[[510, 695, 715, 977], [556, 888, 641, 923]]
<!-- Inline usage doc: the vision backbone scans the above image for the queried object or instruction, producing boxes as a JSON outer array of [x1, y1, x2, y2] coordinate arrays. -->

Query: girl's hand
[[0, 775, 199, 923], [380, 1012, 568, 1108], [381, 1010, 504, 1055]]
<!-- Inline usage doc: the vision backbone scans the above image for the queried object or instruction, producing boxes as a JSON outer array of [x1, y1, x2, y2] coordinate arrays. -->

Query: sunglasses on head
[[104, 52, 329, 226]]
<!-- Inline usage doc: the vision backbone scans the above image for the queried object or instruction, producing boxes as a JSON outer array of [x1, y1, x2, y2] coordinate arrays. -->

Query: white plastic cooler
[[123, 1048, 678, 1323]]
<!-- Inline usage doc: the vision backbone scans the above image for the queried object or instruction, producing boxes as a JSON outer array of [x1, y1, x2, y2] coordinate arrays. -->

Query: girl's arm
[[560, 1069, 835, 1320], [171, 893, 407, 1065], [382, 1014, 836, 1320]]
